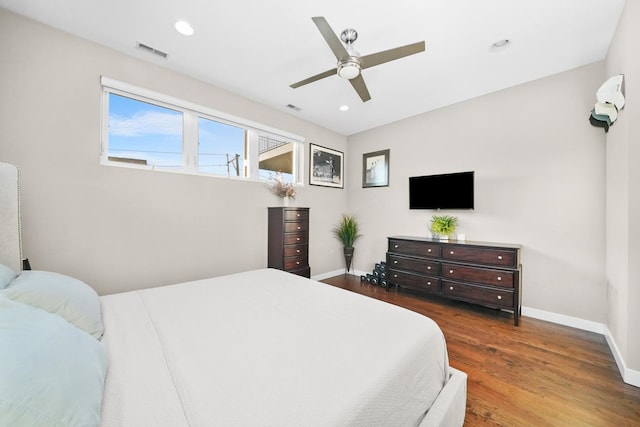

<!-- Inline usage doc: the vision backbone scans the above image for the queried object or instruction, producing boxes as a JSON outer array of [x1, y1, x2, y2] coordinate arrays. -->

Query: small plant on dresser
[[430, 215, 458, 240]]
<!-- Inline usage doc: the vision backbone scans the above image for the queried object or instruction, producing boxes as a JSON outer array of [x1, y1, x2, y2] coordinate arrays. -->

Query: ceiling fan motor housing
[[340, 28, 358, 45]]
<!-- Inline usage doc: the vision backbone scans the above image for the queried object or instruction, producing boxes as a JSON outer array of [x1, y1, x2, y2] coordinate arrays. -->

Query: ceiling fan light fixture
[[337, 60, 361, 80]]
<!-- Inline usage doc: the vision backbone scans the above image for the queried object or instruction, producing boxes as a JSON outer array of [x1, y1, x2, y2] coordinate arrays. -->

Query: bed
[[0, 162, 466, 426]]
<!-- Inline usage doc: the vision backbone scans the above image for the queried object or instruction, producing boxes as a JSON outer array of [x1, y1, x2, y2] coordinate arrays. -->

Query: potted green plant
[[430, 215, 458, 240], [332, 214, 362, 273]]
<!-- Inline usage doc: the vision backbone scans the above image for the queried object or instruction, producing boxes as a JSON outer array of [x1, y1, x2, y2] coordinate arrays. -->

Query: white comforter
[[100, 268, 449, 427]]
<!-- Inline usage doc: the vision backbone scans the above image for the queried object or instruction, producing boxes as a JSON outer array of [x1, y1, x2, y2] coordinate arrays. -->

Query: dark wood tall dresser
[[268, 207, 310, 278]]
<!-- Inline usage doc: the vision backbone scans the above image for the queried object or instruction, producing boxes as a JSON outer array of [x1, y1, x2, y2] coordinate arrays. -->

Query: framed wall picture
[[309, 143, 344, 188], [362, 149, 390, 187]]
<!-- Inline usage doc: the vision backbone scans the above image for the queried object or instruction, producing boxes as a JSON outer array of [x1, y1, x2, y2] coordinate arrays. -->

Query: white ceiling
[[0, 0, 625, 136]]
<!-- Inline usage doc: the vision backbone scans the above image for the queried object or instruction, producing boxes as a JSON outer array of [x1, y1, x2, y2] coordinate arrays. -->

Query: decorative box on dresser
[[268, 207, 310, 278], [387, 236, 522, 325]]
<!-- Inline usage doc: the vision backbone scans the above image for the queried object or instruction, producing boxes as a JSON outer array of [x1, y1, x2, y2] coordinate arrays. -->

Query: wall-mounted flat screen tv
[[409, 171, 474, 210]]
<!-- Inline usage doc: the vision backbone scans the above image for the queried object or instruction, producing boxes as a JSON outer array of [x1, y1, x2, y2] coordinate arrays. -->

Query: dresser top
[[268, 207, 309, 211], [389, 235, 521, 250]]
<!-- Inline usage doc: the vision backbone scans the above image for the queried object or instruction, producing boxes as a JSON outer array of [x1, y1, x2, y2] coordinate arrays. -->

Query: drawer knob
[[296, 249, 300, 253], [497, 276, 502, 281], [498, 255, 503, 260], [450, 251, 454, 255], [449, 269, 454, 274], [427, 266, 431, 270], [297, 213, 300, 217], [393, 260, 398, 264], [449, 286, 454, 290], [297, 226, 301, 230], [427, 281, 432, 286], [296, 237, 300, 241], [497, 295, 502, 300], [394, 244, 399, 249], [296, 261, 300, 265], [427, 249, 432, 253], [393, 274, 398, 278]]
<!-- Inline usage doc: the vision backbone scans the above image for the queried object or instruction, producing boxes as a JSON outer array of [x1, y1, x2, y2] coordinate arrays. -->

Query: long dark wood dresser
[[387, 236, 522, 325]]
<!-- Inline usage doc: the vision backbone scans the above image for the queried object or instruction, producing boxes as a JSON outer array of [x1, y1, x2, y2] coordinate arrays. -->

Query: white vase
[[282, 197, 290, 207]]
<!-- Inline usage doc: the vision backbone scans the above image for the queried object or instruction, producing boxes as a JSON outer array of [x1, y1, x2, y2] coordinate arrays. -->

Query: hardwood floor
[[321, 274, 640, 426]]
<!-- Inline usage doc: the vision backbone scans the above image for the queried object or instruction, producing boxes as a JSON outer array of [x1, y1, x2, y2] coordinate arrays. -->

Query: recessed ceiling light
[[175, 20, 195, 36], [339, 105, 349, 111], [490, 39, 510, 50]]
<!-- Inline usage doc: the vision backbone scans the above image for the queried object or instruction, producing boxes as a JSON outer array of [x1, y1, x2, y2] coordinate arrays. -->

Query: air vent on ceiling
[[136, 42, 168, 59], [286, 104, 302, 112]]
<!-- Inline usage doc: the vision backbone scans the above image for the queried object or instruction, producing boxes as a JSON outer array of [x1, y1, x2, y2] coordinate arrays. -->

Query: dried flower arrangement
[[268, 172, 296, 199]]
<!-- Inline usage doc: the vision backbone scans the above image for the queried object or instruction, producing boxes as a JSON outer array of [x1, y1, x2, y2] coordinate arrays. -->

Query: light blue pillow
[[0, 295, 108, 427], [2, 270, 104, 339], [0, 264, 17, 289]]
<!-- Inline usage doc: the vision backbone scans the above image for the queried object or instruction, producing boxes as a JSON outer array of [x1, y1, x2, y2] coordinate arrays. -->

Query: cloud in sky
[[109, 111, 182, 138]]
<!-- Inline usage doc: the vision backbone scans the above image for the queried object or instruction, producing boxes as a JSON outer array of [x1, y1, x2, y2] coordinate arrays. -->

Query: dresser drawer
[[443, 281, 514, 308], [442, 263, 514, 288], [284, 209, 309, 221], [284, 244, 307, 258], [284, 221, 308, 233], [442, 245, 517, 268], [284, 256, 308, 271], [388, 254, 440, 275], [284, 232, 307, 245], [388, 239, 441, 258], [388, 269, 440, 293]]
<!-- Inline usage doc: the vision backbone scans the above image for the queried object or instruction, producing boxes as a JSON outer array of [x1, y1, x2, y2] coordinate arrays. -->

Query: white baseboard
[[523, 306, 639, 388], [521, 306, 605, 334], [311, 269, 366, 282], [603, 325, 640, 387], [309, 272, 640, 388]]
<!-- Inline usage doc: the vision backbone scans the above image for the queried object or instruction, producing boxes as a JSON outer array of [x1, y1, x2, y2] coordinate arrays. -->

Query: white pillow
[[0, 295, 108, 427], [0, 263, 17, 289], [3, 270, 104, 339]]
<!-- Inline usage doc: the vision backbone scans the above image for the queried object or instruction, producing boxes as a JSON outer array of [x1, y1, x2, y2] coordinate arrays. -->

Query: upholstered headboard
[[0, 162, 22, 272]]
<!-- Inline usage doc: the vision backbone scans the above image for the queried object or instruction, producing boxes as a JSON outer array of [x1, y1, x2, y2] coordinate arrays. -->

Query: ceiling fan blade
[[290, 68, 337, 89], [360, 41, 425, 70], [312, 16, 350, 62], [349, 74, 371, 102]]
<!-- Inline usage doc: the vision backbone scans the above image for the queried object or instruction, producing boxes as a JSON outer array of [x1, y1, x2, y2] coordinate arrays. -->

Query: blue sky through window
[[107, 92, 295, 181], [108, 94, 183, 169], [109, 93, 247, 175], [198, 117, 245, 176]]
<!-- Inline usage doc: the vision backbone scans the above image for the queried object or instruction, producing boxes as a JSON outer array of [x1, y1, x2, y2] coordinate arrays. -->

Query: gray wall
[[347, 62, 607, 323], [605, 0, 640, 373], [0, 8, 349, 295]]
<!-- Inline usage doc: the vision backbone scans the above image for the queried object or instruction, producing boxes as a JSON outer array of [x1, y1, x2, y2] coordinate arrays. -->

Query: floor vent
[[136, 42, 168, 59]]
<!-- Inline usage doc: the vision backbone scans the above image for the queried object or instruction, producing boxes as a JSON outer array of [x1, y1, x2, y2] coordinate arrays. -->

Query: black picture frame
[[309, 143, 344, 188], [362, 149, 390, 187]]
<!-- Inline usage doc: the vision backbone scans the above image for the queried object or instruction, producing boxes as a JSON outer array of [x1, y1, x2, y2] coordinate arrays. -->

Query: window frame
[[100, 76, 305, 184]]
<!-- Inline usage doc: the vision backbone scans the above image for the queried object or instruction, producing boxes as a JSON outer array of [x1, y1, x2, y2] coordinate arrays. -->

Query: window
[[197, 117, 245, 176], [101, 77, 304, 183], [107, 94, 183, 170]]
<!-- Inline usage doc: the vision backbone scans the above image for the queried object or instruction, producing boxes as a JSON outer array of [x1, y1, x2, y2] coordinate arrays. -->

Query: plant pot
[[343, 246, 354, 273]]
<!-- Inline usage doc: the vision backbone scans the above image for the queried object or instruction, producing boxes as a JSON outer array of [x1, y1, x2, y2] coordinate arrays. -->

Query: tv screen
[[409, 171, 474, 210]]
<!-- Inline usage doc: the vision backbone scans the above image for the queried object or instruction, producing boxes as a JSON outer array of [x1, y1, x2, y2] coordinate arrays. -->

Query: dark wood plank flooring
[[321, 274, 640, 426]]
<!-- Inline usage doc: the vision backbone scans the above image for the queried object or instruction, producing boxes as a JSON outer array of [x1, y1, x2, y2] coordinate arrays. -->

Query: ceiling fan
[[290, 17, 425, 102]]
